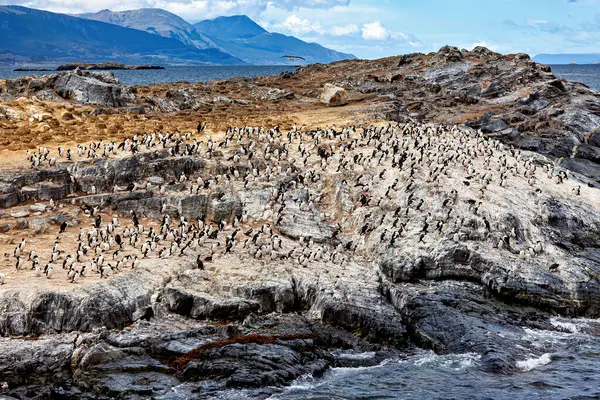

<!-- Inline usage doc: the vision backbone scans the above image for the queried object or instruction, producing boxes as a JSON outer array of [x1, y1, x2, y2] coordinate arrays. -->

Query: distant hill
[[534, 54, 600, 65], [0, 6, 244, 65], [194, 15, 356, 65], [78, 8, 217, 50]]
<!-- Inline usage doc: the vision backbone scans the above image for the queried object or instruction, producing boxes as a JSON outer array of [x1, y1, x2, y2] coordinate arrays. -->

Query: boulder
[[481, 118, 509, 133], [54, 72, 124, 107], [320, 84, 348, 107]]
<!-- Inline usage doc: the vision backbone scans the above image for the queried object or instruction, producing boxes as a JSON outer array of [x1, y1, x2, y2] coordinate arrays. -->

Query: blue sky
[[2, 0, 599, 58]]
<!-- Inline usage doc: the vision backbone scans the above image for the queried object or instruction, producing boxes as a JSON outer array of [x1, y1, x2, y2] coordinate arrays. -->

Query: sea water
[[0, 65, 296, 86]]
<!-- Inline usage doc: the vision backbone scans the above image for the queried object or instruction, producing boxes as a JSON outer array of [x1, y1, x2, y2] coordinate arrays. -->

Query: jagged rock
[[0, 265, 171, 336], [576, 144, 600, 164], [4, 71, 126, 107], [385, 281, 535, 373], [181, 340, 332, 388], [320, 84, 348, 107], [251, 86, 295, 101], [190, 292, 260, 321], [0, 333, 78, 388]]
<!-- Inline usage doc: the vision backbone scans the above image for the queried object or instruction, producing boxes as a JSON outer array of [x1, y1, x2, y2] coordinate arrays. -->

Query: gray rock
[[576, 144, 600, 164], [481, 119, 509, 133], [10, 211, 29, 218], [561, 158, 600, 180], [146, 176, 165, 185], [29, 203, 47, 212], [181, 340, 331, 388], [190, 292, 260, 321], [5, 71, 126, 107], [54, 72, 125, 107]]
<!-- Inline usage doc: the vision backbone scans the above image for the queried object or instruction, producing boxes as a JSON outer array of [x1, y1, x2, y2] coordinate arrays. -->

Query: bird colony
[[2, 121, 596, 290]]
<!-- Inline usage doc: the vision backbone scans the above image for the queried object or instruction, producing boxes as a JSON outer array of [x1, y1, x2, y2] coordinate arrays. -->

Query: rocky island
[[0, 46, 598, 399], [13, 62, 165, 72], [56, 62, 165, 71]]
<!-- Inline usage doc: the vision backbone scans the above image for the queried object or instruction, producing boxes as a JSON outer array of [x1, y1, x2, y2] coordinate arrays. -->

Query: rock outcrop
[[3, 70, 128, 107]]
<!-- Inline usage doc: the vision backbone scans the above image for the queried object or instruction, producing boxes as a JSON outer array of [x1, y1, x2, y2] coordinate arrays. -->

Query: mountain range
[[0, 5, 355, 66], [194, 16, 354, 65]]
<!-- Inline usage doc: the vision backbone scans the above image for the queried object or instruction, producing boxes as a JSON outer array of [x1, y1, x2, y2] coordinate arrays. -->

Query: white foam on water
[[523, 327, 574, 344], [269, 358, 400, 399], [330, 358, 395, 375], [334, 351, 376, 360], [550, 317, 595, 334], [412, 350, 481, 371], [516, 353, 552, 372], [284, 373, 319, 391]]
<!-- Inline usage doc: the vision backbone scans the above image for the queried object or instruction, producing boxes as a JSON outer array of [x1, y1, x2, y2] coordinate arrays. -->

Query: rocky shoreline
[[0, 46, 598, 399]]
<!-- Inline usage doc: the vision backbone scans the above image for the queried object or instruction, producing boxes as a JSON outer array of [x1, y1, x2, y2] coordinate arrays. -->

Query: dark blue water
[[0, 65, 296, 86], [270, 320, 600, 400], [157, 318, 600, 400], [269, 327, 600, 400], [550, 64, 600, 91]]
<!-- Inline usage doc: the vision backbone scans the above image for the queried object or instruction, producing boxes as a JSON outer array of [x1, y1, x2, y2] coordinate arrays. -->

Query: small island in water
[[14, 62, 165, 72]]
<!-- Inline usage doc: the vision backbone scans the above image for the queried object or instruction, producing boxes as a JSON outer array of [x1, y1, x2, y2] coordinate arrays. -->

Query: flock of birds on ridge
[[0, 121, 585, 286]]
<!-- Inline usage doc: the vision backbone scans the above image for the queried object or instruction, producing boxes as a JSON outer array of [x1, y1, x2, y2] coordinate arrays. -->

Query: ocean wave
[[332, 350, 377, 360], [550, 317, 598, 334], [516, 353, 552, 372], [411, 351, 481, 370], [523, 327, 575, 345], [330, 358, 396, 374]]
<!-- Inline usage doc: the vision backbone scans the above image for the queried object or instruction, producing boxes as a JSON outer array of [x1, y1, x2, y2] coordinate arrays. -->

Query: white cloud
[[361, 21, 388, 40], [461, 41, 515, 54], [469, 41, 492, 50], [270, 0, 350, 10], [331, 23, 358, 36], [279, 14, 323, 35], [527, 19, 549, 27]]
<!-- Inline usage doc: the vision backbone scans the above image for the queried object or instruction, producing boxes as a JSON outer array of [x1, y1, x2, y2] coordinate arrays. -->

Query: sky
[[1, 0, 599, 58]]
